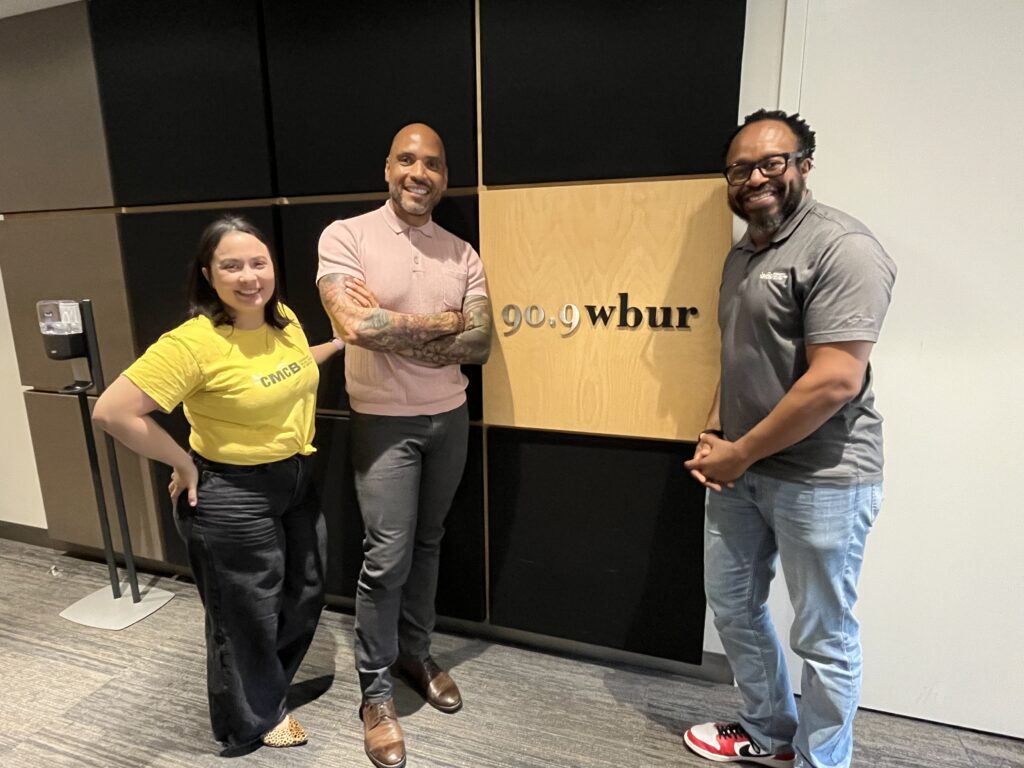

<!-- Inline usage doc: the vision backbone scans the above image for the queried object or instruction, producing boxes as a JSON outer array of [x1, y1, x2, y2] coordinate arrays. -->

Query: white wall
[[707, 0, 1024, 739], [0, 263, 47, 527]]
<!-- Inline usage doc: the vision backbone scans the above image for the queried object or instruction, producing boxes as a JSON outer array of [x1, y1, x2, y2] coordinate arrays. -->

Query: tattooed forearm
[[397, 294, 493, 366], [319, 274, 463, 353]]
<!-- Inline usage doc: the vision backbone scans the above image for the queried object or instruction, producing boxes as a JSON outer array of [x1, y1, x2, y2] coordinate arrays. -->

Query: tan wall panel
[[0, 213, 135, 392], [24, 390, 163, 559], [0, 2, 113, 212], [481, 179, 730, 441]]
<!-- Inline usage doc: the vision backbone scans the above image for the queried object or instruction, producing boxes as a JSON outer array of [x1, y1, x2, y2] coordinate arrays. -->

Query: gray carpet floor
[[0, 538, 1020, 767]]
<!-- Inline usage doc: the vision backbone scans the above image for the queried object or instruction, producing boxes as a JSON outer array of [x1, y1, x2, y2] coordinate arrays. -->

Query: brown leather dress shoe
[[360, 698, 406, 768], [396, 655, 463, 713]]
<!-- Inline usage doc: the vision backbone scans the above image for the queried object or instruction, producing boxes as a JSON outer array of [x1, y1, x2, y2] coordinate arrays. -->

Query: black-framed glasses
[[723, 151, 808, 186]]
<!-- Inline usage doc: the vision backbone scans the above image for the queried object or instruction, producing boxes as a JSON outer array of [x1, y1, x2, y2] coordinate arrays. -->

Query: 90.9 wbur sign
[[500, 293, 699, 338], [502, 303, 581, 336]]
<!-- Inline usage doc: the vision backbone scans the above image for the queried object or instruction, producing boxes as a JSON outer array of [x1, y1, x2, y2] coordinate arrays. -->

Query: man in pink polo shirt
[[317, 123, 491, 768]]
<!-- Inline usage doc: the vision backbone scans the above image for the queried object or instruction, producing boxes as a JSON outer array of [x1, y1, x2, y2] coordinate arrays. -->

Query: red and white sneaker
[[683, 722, 795, 767]]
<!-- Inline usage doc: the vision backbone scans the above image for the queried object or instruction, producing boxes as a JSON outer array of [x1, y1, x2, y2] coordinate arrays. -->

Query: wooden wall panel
[[24, 391, 163, 559], [0, 2, 113, 213], [0, 214, 134, 394], [481, 179, 731, 441]]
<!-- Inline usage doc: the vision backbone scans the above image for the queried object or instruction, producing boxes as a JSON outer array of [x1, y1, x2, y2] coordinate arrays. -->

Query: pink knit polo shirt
[[316, 201, 488, 416]]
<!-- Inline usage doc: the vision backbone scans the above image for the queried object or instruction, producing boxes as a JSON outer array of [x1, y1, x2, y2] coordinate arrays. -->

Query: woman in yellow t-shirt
[[93, 215, 352, 753]]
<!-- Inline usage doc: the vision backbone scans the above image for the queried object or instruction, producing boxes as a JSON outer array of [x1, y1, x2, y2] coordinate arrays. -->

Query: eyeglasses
[[722, 151, 808, 186]]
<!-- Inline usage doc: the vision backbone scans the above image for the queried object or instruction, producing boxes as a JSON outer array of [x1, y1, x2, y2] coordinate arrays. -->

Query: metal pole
[[80, 300, 141, 603], [74, 388, 121, 599]]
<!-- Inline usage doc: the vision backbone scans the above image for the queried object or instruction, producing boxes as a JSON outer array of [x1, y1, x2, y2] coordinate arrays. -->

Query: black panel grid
[[262, 0, 477, 195], [487, 427, 707, 663], [314, 416, 486, 621], [89, 0, 274, 205], [480, 0, 747, 185]]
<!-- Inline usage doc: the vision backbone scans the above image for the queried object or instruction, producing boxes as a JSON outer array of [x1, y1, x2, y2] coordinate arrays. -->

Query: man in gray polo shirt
[[684, 110, 896, 768]]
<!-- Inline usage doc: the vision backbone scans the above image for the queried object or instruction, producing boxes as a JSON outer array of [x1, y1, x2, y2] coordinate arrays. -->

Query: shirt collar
[[735, 190, 815, 253], [382, 199, 436, 238]]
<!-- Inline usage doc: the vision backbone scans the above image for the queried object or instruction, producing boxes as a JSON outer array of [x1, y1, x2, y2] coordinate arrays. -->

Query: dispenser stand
[[56, 299, 172, 629]]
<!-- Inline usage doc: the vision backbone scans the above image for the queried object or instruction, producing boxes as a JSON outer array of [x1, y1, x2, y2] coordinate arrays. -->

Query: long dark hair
[[186, 215, 290, 330]]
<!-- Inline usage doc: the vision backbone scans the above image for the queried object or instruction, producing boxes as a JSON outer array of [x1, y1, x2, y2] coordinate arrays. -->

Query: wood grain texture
[[481, 179, 730, 440], [23, 391, 163, 560], [0, 2, 113, 213]]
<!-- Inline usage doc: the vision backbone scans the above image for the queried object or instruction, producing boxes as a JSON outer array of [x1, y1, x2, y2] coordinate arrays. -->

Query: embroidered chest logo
[[759, 271, 789, 287]]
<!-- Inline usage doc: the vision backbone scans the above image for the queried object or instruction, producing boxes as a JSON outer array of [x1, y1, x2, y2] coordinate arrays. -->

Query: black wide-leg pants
[[174, 453, 326, 748]]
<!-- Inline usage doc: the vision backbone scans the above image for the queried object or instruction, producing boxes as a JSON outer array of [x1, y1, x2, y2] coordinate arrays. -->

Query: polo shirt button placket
[[410, 233, 423, 273]]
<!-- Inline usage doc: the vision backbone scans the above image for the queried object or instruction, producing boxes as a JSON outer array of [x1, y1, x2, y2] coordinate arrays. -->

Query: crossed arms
[[318, 273, 492, 366]]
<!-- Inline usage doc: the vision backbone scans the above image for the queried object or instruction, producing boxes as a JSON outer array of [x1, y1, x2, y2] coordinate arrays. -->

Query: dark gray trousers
[[175, 453, 326, 748], [350, 404, 469, 702]]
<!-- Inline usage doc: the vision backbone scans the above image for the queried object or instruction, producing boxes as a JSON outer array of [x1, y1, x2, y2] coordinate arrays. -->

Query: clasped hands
[[684, 433, 751, 491]]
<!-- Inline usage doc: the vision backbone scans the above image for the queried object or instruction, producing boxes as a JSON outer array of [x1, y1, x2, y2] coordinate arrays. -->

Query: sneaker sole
[[684, 730, 734, 762], [683, 730, 793, 767]]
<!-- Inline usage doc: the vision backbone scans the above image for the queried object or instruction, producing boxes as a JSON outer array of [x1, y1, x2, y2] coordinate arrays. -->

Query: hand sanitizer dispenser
[[37, 299, 87, 360]]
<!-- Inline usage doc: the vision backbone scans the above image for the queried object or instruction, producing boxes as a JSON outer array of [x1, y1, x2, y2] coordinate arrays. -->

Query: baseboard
[[323, 594, 733, 685], [0, 521, 54, 549]]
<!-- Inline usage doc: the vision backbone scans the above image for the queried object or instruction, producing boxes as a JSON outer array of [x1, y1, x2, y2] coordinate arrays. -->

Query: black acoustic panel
[[428, 195, 484, 421], [313, 416, 485, 621], [279, 200, 381, 412], [278, 200, 382, 344], [435, 424, 486, 620], [279, 196, 482, 417], [432, 194, 480, 253], [461, 363, 482, 423], [118, 207, 278, 355], [312, 415, 364, 596], [262, 0, 477, 195], [149, 409, 192, 567], [89, 0, 273, 204], [480, 0, 747, 185], [488, 427, 707, 662]]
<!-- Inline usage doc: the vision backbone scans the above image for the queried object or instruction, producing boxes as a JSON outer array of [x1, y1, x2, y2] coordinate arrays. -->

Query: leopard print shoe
[[261, 714, 308, 748]]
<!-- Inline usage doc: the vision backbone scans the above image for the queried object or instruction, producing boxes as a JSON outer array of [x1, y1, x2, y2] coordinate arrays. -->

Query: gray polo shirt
[[719, 192, 897, 485]]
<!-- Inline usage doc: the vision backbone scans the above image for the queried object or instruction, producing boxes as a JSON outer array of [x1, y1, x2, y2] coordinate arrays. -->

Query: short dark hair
[[187, 215, 290, 330], [724, 109, 817, 161]]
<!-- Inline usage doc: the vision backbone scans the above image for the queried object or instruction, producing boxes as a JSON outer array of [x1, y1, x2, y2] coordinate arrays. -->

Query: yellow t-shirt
[[123, 305, 318, 464]]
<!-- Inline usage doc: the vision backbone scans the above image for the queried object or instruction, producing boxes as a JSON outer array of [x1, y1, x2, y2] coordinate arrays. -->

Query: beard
[[729, 176, 805, 239], [389, 183, 437, 218]]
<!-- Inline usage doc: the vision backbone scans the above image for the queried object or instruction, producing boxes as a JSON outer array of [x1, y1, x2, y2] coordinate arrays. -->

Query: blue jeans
[[705, 471, 882, 768]]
